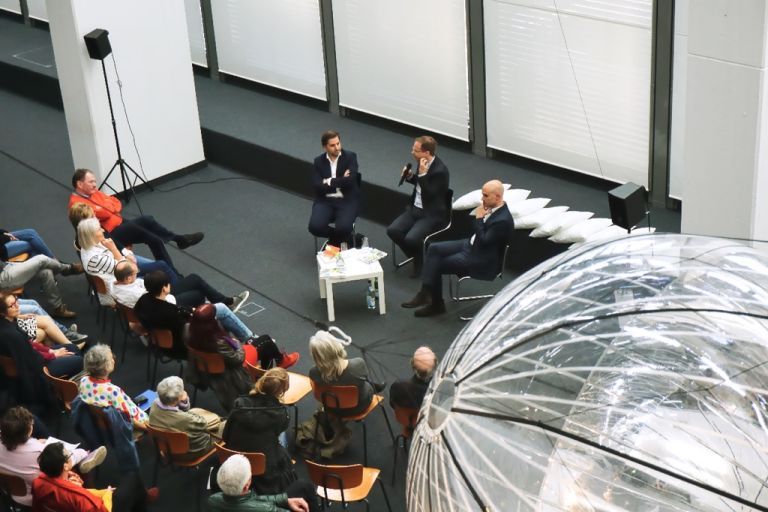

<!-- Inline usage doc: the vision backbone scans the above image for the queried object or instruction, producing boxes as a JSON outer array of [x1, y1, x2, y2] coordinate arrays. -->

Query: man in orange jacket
[[69, 169, 203, 273]]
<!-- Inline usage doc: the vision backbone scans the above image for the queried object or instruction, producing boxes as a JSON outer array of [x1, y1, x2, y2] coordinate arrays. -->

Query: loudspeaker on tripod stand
[[84, 29, 112, 60]]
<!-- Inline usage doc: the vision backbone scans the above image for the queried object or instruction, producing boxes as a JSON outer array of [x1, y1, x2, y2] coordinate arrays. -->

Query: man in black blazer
[[387, 136, 450, 275], [403, 180, 513, 317], [308, 130, 360, 248], [390, 346, 437, 410]]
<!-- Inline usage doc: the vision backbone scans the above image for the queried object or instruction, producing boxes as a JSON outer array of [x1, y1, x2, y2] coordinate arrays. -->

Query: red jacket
[[31, 474, 108, 512], [69, 191, 124, 232]]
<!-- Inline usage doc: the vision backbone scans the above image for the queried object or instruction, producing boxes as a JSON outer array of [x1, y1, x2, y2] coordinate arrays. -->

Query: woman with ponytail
[[221, 368, 298, 495]]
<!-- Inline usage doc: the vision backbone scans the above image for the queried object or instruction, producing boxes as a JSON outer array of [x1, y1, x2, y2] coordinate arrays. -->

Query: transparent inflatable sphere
[[407, 234, 768, 511]]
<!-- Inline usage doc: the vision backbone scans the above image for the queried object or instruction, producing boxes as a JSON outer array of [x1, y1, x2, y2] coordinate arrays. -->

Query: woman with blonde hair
[[221, 368, 298, 495], [308, 327, 382, 416]]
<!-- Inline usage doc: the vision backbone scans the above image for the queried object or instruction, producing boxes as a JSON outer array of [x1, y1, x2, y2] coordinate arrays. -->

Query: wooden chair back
[[393, 406, 419, 438], [146, 425, 190, 461], [311, 382, 360, 411], [244, 360, 265, 381], [0, 471, 27, 497], [213, 443, 266, 476], [0, 355, 18, 378], [187, 346, 226, 375], [150, 329, 174, 350], [305, 460, 364, 490], [7, 253, 29, 263], [43, 366, 79, 411], [85, 403, 112, 433], [116, 303, 148, 335]]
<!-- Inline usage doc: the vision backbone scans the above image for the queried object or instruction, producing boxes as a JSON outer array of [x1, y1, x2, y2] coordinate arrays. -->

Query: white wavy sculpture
[[408, 234, 768, 511]]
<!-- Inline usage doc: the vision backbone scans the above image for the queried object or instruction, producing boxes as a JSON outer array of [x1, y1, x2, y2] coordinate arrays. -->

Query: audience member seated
[[308, 328, 383, 416], [69, 168, 203, 273], [113, 260, 248, 314], [223, 368, 297, 495], [0, 292, 84, 380], [402, 179, 514, 317], [185, 304, 269, 411], [14, 305, 85, 349], [208, 454, 317, 512], [390, 346, 437, 410], [18, 298, 88, 343], [77, 217, 180, 300], [32, 442, 157, 512], [0, 406, 107, 508], [188, 302, 299, 370], [0, 232, 83, 318], [2, 227, 56, 259], [148, 376, 224, 460], [307, 130, 360, 248], [78, 344, 148, 429]]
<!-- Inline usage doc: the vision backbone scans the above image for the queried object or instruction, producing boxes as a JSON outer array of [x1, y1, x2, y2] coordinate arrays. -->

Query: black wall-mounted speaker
[[84, 29, 112, 60], [608, 182, 647, 231]]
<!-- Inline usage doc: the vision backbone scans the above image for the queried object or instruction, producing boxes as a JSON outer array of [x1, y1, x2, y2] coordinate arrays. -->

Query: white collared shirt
[[324, 151, 344, 198], [413, 156, 434, 209]]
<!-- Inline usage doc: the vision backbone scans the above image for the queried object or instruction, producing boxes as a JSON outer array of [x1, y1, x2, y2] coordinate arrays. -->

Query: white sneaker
[[79, 446, 107, 474], [230, 291, 250, 313]]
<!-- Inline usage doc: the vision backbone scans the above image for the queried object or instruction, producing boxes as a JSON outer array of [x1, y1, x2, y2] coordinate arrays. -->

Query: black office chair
[[449, 242, 511, 321], [314, 172, 363, 252], [392, 188, 454, 269]]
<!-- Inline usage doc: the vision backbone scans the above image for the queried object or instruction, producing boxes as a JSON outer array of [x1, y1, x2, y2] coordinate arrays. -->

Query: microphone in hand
[[398, 163, 413, 186]]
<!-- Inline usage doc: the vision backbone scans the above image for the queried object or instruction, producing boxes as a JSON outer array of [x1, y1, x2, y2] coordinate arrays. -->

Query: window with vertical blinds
[[183, 0, 206, 68], [669, 0, 688, 200], [485, 0, 653, 185], [0, 0, 20, 15], [332, 0, 470, 141], [210, 0, 327, 100]]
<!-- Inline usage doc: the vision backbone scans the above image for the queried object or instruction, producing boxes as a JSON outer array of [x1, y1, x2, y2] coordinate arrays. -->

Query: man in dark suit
[[403, 180, 513, 317], [390, 346, 437, 410], [387, 136, 450, 276], [308, 130, 360, 248]]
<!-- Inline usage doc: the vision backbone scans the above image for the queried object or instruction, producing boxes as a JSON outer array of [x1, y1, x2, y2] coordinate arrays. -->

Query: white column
[[46, 0, 204, 192], [681, 1, 768, 240]]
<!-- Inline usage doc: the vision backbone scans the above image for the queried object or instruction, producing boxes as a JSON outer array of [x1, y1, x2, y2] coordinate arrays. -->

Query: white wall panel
[[485, 0, 653, 185], [211, 0, 326, 100], [333, 0, 469, 141], [184, 0, 206, 67], [0, 0, 21, 14], [27, 0, 47, 20], [669, 0, 688, 200]]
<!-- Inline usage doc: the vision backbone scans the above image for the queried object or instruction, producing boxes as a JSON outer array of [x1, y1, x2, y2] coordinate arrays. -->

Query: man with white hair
[[390, 346, 437, 410], [148, 376, 223, 459], [402, 179, 514, 317], [209, 454, 317, 511]]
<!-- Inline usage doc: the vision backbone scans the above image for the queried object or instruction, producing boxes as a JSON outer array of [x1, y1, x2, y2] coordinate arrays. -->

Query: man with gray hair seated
[[148, 376, 224, 459], [209, 454, 318, 512]]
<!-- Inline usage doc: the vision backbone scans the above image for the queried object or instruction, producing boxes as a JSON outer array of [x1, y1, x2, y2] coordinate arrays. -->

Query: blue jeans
[[135, 255, 179, 286], [5, 229, 56, 259], [18, 298, 67, 331], [213, 302, 253, 341]]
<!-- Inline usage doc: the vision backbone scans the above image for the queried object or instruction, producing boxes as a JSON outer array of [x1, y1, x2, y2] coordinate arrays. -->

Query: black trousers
[[387, 205, 446, 261], [421, 239, 471, 302], [172, 273, 228, 308], [110, 215, 178, 272], [308, 198, 357, 246]]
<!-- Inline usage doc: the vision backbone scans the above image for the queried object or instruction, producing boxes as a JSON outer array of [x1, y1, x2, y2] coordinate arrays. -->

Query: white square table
[[317, 248, 386, 322]]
